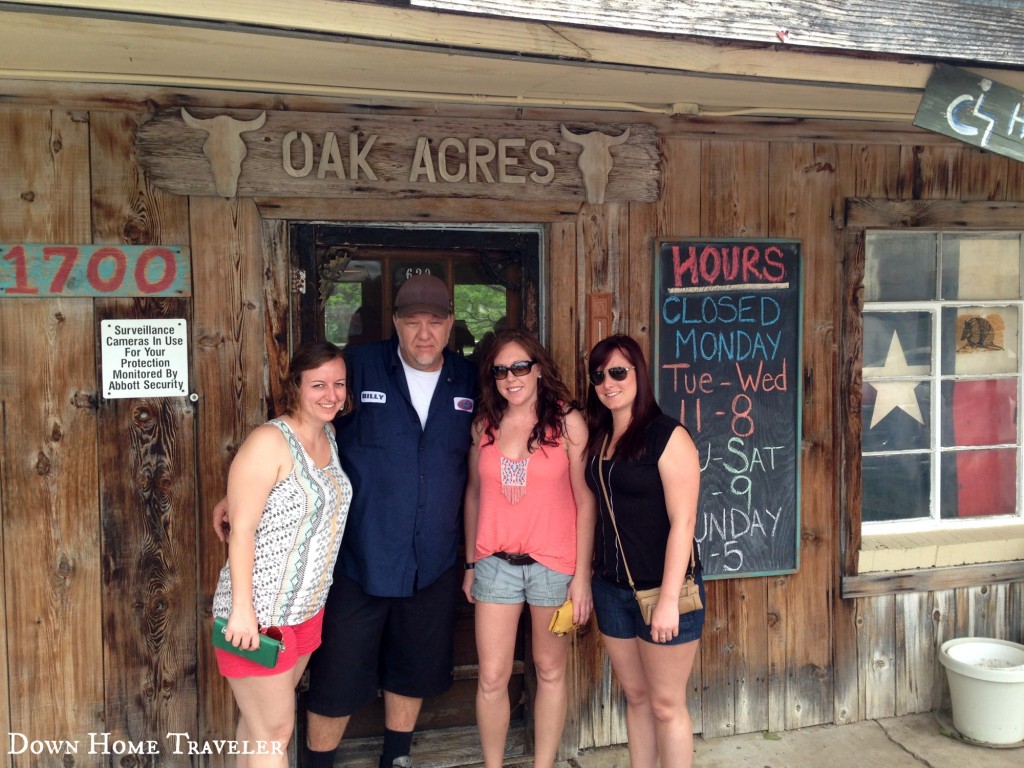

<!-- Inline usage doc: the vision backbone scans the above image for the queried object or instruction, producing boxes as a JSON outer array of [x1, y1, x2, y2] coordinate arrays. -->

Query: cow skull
[[181, 109, 267, 198], [560, 125, 630, 205]]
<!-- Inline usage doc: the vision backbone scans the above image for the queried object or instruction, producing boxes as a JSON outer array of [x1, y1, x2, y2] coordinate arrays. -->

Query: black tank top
[[586, 414, 698, 589]]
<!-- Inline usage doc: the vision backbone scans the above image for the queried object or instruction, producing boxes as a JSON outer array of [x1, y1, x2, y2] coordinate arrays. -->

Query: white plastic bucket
[[938, 637, 1024, 746]]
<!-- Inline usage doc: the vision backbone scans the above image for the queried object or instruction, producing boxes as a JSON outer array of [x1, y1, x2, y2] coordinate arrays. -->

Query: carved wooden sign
[[136, 109, 660, 203]]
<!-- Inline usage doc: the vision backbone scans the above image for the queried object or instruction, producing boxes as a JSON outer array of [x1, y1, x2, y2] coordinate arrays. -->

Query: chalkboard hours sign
[[654, 239, 802, 579]]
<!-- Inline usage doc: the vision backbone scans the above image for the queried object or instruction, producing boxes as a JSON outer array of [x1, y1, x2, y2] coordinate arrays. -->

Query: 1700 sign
[[1, 244, 191, 298]]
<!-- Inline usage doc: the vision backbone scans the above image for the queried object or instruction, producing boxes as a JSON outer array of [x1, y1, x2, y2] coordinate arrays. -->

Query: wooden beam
[[0, 10, 930, 119], [843, 561, 1024, 598], [13, 1, 1024, 90]]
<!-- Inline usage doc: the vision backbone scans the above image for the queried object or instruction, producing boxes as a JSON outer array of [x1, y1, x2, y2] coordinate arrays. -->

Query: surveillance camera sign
[[101, 319, 189, 399]]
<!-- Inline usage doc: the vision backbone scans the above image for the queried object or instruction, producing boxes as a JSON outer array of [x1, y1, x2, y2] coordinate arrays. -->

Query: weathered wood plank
[[765, 575, 788, 731], [842, 560, 1024, 598], [959, 147, 1010, 201], [548, 221, 578, 393], [860, 595, 896, 720], [90, 109, 198, 762], [2, 76, 1000, 147], [0, 407, 8, 759], [966, 584, 1008, 640], [657, 138, 702, 241], [256, 197, 580, 223], [655, 137, 706, 731], [573, 200, 634, 750], [928, 590, 957, 716], [624, 201, 658, 350], [697, 139, 770, 738], [413, 1, 1024, 66], [0, 107, 103, 766], [262, 219, 291, 419], [894, 593, 933, 716], [5, 0, 965, 90], [832, 141, 878, 728], [191, 196, 269, 762], [0, 9, 928, 119], [768, 140, 836, 731], [910, 145, 963, 199], [846, 198, 1024, 231]]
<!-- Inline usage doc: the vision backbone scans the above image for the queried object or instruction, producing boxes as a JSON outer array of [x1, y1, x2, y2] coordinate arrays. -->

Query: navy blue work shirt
[[335, 337, 477, 597]]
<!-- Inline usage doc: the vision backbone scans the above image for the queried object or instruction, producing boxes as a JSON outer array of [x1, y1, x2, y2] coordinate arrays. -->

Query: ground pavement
[[566, 712, 1024, 768]]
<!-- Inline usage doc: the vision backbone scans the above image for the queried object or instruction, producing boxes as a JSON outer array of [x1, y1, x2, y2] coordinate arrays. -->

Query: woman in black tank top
[[584, 334, 705, 768]]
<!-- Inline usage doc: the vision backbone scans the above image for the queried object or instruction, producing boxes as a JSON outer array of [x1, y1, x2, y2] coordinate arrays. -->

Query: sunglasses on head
[[492, 360, 537, 380], [589, 366, 635, 386]]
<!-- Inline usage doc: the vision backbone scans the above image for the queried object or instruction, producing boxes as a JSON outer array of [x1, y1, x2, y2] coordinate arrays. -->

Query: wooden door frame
[[257, 198, 585, 764]]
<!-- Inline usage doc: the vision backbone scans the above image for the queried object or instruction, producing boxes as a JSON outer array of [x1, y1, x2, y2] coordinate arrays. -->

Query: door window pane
[[865, 232, 937, 301], [941, 305, 1019, 375], [940, 379, 1018, 448], [941, 233, 1022, 300], [862, 453, 931, 523], [863, 312, 932, 372], [323, 259, 382, 347], [939, 448, 1018, 518], [862, 380, 931, 451]]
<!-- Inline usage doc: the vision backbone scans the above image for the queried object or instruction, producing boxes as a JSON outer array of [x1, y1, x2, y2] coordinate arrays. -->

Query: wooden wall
[[1, 93, 1023, 767], [567, 130, 1024, 743]]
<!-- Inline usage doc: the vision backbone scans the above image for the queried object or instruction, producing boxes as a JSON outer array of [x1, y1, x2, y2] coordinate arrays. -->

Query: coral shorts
[[215, 608, 325, 678]]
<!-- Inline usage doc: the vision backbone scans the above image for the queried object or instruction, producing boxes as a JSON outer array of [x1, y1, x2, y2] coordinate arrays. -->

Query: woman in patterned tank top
[[214, 341, 353, 767]]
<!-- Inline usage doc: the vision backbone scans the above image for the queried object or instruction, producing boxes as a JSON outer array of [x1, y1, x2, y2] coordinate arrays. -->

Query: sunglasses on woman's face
[[491, 360, 537, 380], [589, 366, 635, 386]]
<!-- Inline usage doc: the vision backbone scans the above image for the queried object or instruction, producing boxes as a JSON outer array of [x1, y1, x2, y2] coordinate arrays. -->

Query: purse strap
[[597, 434, 697, 593], [597, 435, 639, 592]]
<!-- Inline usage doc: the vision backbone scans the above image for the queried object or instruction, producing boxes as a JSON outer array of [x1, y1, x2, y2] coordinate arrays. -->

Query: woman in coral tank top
[[462, 330, 595, 768]]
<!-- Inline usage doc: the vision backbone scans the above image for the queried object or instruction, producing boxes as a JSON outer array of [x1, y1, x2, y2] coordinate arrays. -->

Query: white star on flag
[[863, 331, 930, 428]]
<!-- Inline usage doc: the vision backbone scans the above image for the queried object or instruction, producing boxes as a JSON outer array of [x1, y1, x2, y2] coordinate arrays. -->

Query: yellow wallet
[[548, 598, 579, 636]]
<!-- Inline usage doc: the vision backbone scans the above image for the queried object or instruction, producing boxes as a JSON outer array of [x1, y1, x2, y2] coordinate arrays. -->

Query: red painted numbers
[[1, 244, 190, 298]]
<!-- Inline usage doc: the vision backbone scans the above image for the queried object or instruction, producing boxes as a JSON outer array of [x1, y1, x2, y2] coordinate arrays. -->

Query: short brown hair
[[280, 341, 351, 417]]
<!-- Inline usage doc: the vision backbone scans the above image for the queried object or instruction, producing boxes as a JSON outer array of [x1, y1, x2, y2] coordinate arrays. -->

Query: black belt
[[493, 551, 536, 566]]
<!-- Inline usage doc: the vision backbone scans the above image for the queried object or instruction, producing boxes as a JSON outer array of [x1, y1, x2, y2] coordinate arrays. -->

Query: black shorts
[[305, 564, 460, 717]]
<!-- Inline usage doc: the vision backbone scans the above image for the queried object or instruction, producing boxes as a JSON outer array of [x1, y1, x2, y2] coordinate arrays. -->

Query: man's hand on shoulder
[[212, 496, 230, 542]]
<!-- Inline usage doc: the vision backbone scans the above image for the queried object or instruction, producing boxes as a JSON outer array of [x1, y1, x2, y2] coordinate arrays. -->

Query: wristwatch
[[464, 562, 475, 570]]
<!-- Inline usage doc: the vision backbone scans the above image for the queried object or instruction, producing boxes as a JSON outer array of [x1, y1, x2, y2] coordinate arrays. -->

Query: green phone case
[[211, 616, 284, 668]]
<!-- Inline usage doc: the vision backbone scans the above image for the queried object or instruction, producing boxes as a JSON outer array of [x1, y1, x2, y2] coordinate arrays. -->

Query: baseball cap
[[394, 275, 452, 318]]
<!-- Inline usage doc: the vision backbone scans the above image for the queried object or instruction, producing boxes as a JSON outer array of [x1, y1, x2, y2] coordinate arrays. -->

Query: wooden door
[[291, 223, 542, 767]]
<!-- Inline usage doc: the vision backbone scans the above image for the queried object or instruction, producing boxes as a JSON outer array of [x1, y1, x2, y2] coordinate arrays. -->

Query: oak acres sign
[[654, 239, 803, 579], [136, 109, 660, 204]]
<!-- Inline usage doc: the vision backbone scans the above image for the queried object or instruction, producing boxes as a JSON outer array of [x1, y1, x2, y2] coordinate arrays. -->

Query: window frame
[[840, 198, 1024, 596]]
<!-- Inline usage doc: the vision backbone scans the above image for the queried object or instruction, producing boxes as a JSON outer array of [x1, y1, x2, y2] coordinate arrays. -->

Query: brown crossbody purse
[[598, 436, 702, 625]]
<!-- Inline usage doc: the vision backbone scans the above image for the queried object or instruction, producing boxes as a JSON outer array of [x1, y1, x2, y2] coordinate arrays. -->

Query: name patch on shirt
[[454, 397, 474, 412], [361, 391, 387, 403]]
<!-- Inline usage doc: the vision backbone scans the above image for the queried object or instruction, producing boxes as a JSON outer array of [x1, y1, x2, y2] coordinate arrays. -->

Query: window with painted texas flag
[[861, 231, 1022, 527]]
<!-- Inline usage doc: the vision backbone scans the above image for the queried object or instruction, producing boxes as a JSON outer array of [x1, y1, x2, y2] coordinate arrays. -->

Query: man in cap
[[305, 274, 477, 768], [214, 275, 477, 768]]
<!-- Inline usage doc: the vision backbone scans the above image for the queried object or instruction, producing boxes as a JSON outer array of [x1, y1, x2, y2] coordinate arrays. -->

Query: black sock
[[379, 728, 413, 768], [304, 746, 336, 768]]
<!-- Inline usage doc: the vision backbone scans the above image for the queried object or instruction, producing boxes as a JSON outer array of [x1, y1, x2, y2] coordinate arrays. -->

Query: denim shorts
[[471, 554, 573, 607], [592, 573, 706, 644]]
